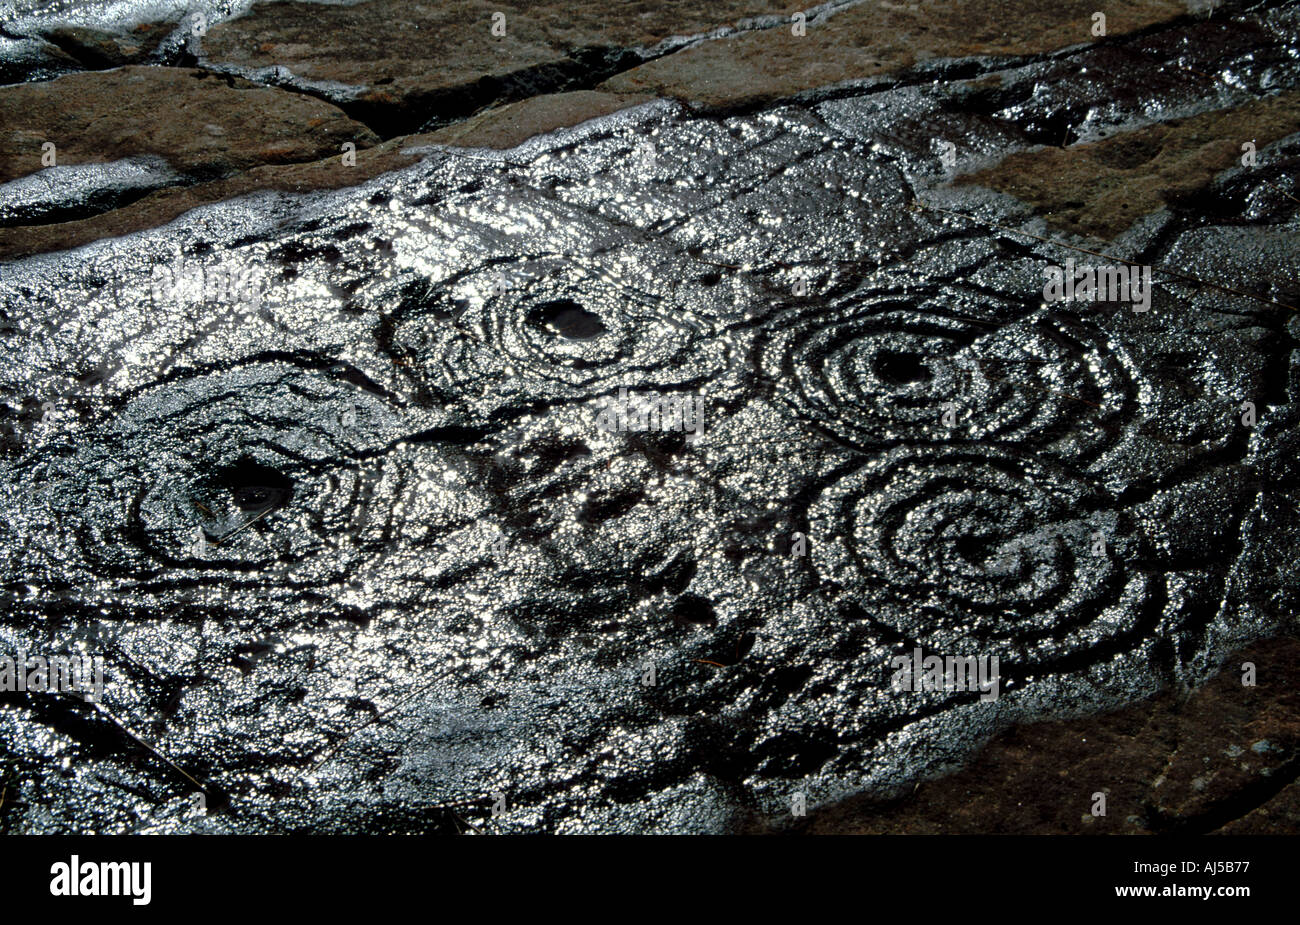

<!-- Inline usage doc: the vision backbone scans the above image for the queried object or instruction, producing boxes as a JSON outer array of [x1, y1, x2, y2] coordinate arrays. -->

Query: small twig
[[83, 697, 207, 795], [305, 675, 443, 776], [1259, 178, 1300, 206], [432, 147, 533, 170], [215, 506, 274, 544]]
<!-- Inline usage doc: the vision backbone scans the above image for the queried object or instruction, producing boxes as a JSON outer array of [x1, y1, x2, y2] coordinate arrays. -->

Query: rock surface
[[0, 66, 379, 185], [779, 635, 1300, 834], [958, 92, 1300, 240], [34, 24, 169, 70], [0, 135, 421, 258], [0, 91, 654, 259], [200, 0, 807, 134], [421, 90, 657, 149], [0, 0, 1298, 835], [601, 0, 1189, 106]]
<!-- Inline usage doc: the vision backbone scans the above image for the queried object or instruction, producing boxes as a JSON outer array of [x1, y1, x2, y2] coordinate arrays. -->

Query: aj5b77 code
[[1134, 862, 1251, 876]]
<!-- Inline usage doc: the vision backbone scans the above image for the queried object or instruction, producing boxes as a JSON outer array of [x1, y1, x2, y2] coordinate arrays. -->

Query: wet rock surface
[[420, 90, 658, 150], [958, 92, 1300, 240], [0, 132, 422, 260], [0, 0, 1298, 834], [780, 634, 1300, 834]]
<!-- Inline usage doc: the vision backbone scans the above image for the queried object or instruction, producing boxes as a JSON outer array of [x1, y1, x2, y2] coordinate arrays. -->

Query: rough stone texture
[[0, 137, 426, 259], [601, 0, 1188, 107], [3, 2, 1277, 264], [0, 91, 654, 260], [0, 37, 76, 85], [0, 0, 1298, 835], [778, 634, 1300, 834], [956, 92, 1300, 240], [422, 91, 657, 149], [34, 24, 169, 70], [204, 0, 805, 76], [0, 66, 379, 185], [0, 156, 182, 228], [201, 0, 806, 133], [1, 1, 1298, 832]]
